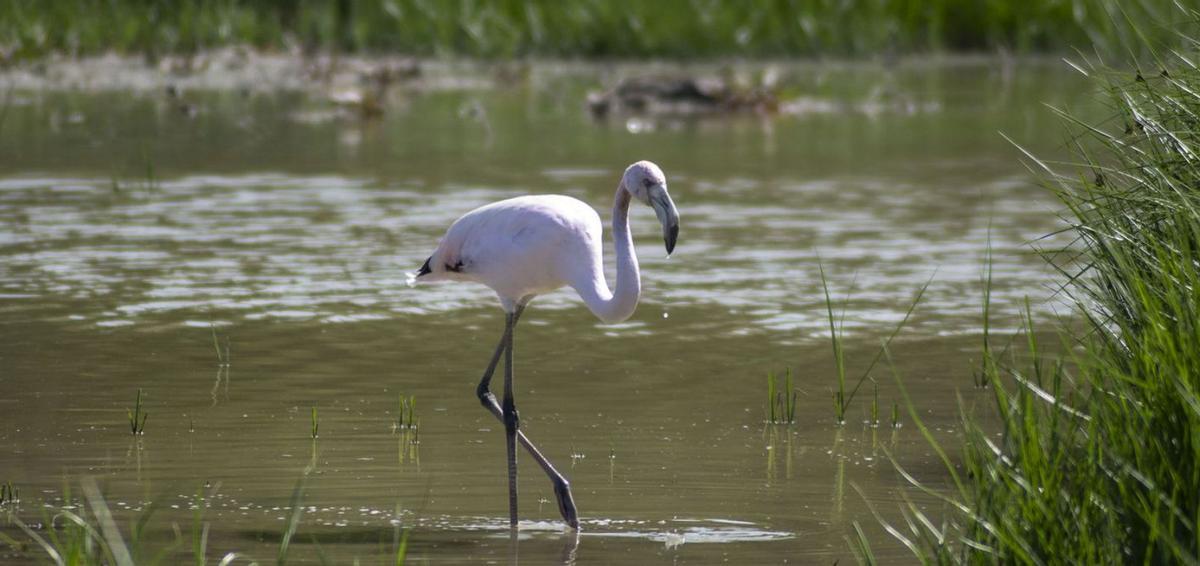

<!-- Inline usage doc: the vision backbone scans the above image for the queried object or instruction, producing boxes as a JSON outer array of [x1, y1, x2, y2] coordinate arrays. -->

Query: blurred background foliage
[[0, 0, 1188, 61]]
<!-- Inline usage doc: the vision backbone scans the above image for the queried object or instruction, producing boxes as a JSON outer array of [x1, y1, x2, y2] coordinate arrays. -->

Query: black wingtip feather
[[416, 256, 433, 277]]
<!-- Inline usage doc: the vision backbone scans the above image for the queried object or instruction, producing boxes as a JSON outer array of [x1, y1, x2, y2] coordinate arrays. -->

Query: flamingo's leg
[[502, 310, 519, 527], [475, 306, 580, 529]]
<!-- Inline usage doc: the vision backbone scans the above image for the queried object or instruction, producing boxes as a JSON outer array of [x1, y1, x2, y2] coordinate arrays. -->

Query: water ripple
[[0, 170, 1067, 339]]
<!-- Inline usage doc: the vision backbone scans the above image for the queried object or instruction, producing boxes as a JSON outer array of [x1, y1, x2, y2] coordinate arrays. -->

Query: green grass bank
[[858, 5, 1200, 563], [0, 0, 1188, 62]]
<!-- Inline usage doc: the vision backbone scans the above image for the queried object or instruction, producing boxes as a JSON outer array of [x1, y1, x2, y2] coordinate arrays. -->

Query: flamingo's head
[[622, 160, 680, 255]]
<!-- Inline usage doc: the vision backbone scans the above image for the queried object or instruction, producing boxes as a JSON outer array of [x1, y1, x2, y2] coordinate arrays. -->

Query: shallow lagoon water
[[0, 59, 1089, 563]]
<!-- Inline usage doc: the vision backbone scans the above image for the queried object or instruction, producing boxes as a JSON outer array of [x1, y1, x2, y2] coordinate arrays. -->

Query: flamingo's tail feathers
[[407, 256, 433, 287], [416, 256, 433, 277]]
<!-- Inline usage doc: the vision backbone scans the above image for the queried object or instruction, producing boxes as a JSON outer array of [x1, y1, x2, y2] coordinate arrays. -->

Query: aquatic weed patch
[[0, 475, 411, 565]]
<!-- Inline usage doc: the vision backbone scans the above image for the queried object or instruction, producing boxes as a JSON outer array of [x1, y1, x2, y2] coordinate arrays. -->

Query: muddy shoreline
[[0, 48, 1049, 94]]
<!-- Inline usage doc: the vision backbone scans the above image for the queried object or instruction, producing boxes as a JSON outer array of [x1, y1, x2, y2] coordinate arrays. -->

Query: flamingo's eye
[[642, 178, 655, 188]]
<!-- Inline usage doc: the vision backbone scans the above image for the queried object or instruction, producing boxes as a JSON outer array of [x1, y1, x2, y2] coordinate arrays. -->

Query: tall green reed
[[975, 226, 995, 388], [127, 389, 147, 435], [818, 257, 848, 423]]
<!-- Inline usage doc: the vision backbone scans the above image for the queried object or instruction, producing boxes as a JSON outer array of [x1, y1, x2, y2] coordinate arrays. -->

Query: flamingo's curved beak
[[649, 185, 679, 255]]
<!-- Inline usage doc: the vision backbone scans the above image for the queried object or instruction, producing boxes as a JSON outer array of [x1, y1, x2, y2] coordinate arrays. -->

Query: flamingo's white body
[[419, 194, 640, 322], [414, 161, 679, 530]]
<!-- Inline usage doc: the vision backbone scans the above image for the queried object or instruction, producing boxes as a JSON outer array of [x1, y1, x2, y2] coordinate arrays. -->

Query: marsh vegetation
[[861, 30, 1200, 563], [0, 0, 1185, 61]]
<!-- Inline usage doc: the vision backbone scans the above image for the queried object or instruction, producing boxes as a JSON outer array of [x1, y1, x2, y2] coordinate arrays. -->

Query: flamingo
[[413, 160, 679, 529]]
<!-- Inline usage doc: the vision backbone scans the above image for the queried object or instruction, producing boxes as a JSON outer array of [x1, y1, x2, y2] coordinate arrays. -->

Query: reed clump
[[766, 369, 797, 424], [858, 9, 1200, 563], [395, 394, 418, 431], [0, 481, 17, 506]]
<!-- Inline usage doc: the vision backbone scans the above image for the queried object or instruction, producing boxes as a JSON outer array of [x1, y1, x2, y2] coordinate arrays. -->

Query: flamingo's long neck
[[580, 185, 641, 323]]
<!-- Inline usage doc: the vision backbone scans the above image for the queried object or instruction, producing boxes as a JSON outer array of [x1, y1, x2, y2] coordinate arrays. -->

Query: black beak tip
[[665, 223, 679, 254]]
